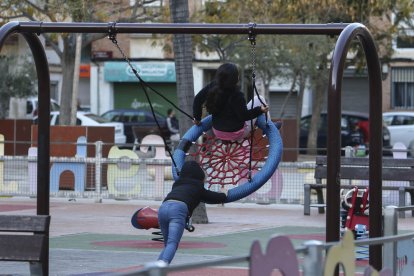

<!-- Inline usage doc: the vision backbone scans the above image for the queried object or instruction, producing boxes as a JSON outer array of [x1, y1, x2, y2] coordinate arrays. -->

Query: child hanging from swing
[[156, 160, 227, 265], [192, 62, 273, 141]]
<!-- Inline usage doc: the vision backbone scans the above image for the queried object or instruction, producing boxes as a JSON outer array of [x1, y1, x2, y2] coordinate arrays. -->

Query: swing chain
[[248, 22, 257, 80], [107, 22, 139, 78], [107, 22, 181, 174], [108, 22, 118, 44]]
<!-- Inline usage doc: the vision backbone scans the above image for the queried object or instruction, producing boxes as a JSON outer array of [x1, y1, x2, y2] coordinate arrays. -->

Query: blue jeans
[[157, 200, 188, 263]]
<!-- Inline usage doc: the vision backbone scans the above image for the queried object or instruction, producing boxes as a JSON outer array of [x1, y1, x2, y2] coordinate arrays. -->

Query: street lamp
[[381, 62, 389, 80]]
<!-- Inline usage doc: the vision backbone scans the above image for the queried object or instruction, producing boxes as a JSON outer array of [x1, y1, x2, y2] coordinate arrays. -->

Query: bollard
[[344, 146, 354, 157], [302, 240, 324, 276]]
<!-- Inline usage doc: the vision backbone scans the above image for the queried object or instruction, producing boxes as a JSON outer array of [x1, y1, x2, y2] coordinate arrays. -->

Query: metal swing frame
[[0, 21, 384, 272]]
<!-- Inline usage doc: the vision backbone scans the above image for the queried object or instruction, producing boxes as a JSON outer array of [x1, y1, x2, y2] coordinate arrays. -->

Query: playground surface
[[0, 197, 413, 275]]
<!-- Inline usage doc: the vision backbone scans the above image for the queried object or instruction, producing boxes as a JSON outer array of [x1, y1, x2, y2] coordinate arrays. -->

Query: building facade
[[3, 3, 413, 120]]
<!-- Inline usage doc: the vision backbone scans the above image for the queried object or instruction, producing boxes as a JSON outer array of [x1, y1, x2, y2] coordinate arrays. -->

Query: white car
[[26, 97, 60, 119], [383, 111, 414, 155], [42, 111, 126, 145]]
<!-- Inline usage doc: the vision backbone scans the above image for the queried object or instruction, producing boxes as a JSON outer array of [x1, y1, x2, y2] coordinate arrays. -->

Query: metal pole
[[327, 23, 383, 270], [95, 141, 102, 203], [12, 21, 349, 35], [383, 206, 398, 274]]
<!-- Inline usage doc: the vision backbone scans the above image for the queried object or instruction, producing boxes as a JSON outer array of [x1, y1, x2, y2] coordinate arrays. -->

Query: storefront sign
[[79, 64, 90, 78], [92, 51, 113, 60], [104, 61, 176, 82]]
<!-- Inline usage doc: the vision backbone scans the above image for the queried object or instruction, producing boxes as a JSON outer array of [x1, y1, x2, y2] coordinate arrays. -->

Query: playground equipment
[[131, 206, 194, 242], [0, 21, 385, 273], [341, 186, 370, 237]]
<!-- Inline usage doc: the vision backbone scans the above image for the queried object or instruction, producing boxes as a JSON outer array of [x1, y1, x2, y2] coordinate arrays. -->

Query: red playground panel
[[131, 206, 159, 230]]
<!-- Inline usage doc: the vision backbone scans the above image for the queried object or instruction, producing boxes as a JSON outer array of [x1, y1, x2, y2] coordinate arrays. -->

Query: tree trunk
[[279, 72, 298, 118], [71, 33, 82, 125], [169, 0, 209, 224], [59, 35, 76, 126], [296, 72, 306, 149], [307, 71, 326, 155]]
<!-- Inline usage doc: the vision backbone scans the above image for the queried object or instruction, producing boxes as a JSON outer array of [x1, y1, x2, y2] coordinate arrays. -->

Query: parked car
[[26, 97, 60, 119], [101, 108, 170, 145], [34, 111, 126, 145], [299, 111, 391, 154], [383, 111, 414, 155]]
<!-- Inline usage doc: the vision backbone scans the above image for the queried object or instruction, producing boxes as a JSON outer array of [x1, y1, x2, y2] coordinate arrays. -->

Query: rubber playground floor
[[1, 197, 413, 275]]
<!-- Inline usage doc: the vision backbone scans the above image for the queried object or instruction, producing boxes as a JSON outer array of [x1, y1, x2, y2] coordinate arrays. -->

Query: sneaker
[[155, 260, 169, 267], [144, 260, 169, 269]]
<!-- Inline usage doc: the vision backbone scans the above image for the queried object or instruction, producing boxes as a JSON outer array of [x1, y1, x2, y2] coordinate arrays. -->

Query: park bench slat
[[0, 234, 46, 262], [316, 156, 414, 167], [0, 215, 50, 275], [315, 167, 414, 181], [0, 215, 50, 232]]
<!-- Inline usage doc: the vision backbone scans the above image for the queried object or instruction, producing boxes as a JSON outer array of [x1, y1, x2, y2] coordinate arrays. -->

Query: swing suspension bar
[[15, 21, 348, 35]]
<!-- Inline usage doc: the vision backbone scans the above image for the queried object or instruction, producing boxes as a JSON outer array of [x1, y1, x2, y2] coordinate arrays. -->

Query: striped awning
[[392, 67, 414, 82]]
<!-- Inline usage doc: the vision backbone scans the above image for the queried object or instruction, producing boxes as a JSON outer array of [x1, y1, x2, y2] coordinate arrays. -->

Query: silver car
[[383, 111, 414, 155]]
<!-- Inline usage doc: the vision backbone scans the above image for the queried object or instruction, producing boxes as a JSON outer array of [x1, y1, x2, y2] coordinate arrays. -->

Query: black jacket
[[164, 161, 227, 216], [193, 81, 262, 132]]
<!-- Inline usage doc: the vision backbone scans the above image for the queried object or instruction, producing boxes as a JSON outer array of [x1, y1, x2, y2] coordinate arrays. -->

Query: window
[[341, 117, 349, 131], [396, 35, 414, 48], [391, 67, 414, 109], [27, 100, 34, 115], [393, 115, 414, 126], [383, 115, 393, 126], [393, 13, 414, 49]]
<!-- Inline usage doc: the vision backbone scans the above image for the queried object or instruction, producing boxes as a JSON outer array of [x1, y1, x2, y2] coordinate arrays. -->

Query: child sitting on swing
[[193, 62, 270, 141]]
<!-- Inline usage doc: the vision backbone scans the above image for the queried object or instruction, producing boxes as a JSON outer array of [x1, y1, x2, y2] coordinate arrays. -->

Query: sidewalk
[[0, 197, 413, 275]]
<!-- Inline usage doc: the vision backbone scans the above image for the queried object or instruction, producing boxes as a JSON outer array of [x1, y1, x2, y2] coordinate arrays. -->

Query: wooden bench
[[304, 156, 414, 218], [0, 215, 50, 275]]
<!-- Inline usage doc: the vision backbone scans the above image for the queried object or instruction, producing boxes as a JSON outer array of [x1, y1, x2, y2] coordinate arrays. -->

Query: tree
[[192, 0, 334, 154], [194, 0, 414, 154], [169, 0, 209, 224], [283, 0, 414, 154], [0, 0, 165, 125], [0, 54, 37, 118]]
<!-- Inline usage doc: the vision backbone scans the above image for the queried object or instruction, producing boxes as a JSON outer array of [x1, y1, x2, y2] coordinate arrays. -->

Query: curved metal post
[[327, 23, 383, 270], [0, 22, 51, 217], [0, 22, 51, 275], [20, 32, 51, 216]]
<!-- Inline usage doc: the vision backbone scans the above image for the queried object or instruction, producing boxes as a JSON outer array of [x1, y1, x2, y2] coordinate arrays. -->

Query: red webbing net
[[188, 129, 269, 188]]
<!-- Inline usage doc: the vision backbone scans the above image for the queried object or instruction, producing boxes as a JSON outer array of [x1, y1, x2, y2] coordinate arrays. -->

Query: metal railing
[[1, 141, 412, 207], [119, 206, 414, 276]]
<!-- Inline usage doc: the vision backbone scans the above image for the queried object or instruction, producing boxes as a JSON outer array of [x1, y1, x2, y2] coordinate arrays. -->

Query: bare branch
[[43, 34, 62, 58]]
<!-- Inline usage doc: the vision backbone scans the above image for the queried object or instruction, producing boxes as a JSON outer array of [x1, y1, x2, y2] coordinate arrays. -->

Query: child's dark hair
[[205, 63, 239, 115], [167, 108, 173, 116]]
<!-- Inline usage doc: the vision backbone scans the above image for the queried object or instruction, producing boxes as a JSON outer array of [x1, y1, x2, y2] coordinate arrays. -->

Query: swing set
[[108, 22, 282, 203], [0, 20, 385, 273]]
